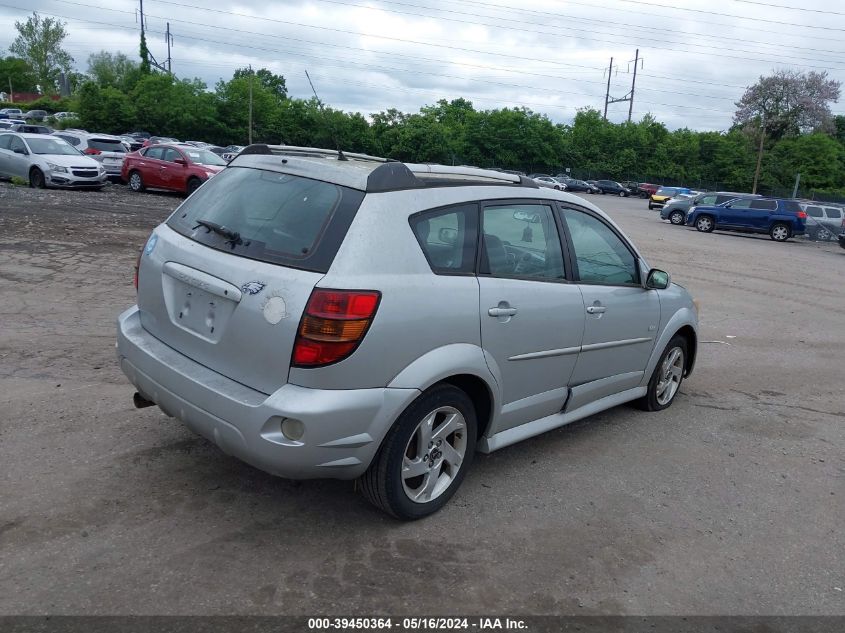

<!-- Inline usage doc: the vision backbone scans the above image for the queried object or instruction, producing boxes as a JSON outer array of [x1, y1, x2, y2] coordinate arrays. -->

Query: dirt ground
[[1, 182, 843, 616]]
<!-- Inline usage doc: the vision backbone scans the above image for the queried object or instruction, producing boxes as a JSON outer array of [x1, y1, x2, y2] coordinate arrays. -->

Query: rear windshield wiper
[[193, 219, 245, 248]]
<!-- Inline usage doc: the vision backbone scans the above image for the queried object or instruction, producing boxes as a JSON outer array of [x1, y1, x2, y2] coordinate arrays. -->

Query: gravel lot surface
[[1, 182, 842, 615]]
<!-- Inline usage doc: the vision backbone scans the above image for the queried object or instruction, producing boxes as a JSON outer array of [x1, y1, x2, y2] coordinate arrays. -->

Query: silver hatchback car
[[118, 146, 698, 520]]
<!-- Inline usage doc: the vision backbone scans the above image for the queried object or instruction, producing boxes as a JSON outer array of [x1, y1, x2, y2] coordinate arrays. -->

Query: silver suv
[[117, 146, 699, 520], [52, 131, 127, 180]]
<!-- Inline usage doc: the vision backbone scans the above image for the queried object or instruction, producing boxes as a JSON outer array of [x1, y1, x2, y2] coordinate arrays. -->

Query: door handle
[[586, 305, 607, 314], [488, 307, 518, 317]]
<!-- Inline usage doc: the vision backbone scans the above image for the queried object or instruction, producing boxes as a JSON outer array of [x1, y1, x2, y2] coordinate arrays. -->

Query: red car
[[122, 144, 226, 195]]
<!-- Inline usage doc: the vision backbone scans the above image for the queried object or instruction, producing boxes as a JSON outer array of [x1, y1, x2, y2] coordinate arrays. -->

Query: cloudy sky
[[1, 0, 844, 130]]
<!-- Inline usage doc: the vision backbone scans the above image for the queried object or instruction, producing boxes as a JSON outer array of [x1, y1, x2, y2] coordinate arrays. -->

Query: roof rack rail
[[238, 144, 391, 163]]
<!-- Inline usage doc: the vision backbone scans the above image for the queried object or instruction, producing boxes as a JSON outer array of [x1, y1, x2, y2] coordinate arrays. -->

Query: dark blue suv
[[686, 197, 807, 242]]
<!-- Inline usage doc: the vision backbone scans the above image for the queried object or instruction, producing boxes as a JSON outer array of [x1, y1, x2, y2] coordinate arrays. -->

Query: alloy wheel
[[656, 347, 684, 406], [401, 406, 467, 504], [772, 225, 789, 241]]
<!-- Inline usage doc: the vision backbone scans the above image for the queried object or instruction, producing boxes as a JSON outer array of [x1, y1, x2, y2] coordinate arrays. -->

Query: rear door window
[[751, 199, 778, 211], [162, 148, 183, 163], [409, 204, 478, 274], [144, 147, 164, 160], [167, 167, 364, 273], [823, 207, 842, 219], [805, 206, 824, 217], [480, 204, 565, 281]]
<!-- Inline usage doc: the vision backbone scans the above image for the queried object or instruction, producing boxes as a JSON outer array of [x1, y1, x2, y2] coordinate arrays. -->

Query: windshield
[[656, 188, 678, 196], [183, 149, 226, 166], [167, 167, 364, 272], [26, 137, 81, 156]]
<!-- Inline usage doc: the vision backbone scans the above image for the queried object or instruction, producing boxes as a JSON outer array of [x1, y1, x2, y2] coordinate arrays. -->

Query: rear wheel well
[[675, 325, 697, 375], [439, 374, 493, 440]]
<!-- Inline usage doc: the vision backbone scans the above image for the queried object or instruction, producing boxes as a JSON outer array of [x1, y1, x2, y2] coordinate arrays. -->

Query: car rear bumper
[[117, 306, 420, 480]]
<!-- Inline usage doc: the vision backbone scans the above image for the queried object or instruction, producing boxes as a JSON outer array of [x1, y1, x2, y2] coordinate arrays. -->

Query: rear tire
[[619, 191, 627, 197], [360, 384, 477, 520], [770, 222, 791, 242], [648, 203, 654, 210], [636, 335, 688, 412], [669, 210, 685, 225], [815, 227, 832, 242], [128, 171, 145, 192], [695, 215, 715, 232], [29, 168, 45, 189]]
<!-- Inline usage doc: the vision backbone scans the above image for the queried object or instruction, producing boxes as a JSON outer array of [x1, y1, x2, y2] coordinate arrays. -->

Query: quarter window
[[824, 207, 842, 219], [480, 204, 565, 280], [562, 208, 638, 286], [409, 204, 478, 274]]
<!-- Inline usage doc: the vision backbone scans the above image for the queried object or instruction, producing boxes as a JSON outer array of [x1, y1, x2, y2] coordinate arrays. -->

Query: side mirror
[[13, 147, 27, 155], [174, 158, 187, 166], [438, 227, 458, 245], [646, 268, 671, 290]]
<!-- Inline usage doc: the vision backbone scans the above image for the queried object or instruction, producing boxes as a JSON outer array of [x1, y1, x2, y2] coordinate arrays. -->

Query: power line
[[456, 0, 845, 45], [304, 0, 845, 66], [611, 0, 845, 32], [137, 0, 845, 70], [733, 0, 845, 15]]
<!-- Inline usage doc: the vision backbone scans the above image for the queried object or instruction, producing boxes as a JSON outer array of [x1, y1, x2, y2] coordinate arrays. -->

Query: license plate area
[[161, 264, 241, 343]]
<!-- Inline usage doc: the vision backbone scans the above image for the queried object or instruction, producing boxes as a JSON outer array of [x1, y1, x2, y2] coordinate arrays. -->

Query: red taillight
[[83, 147, 101, 155], [796, 211, 807, 219], [292, 289, 380, 367]]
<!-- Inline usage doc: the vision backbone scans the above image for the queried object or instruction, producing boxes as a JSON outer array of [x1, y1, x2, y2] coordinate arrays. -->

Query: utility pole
[[8, 78, 12, 103], [165, 22, 173, 74], [628, 48, 639, 123], [792, 172, 801, 199], [604, 50, 642, 122], [603, 56, 613, 121], [248, 64, 253, 145], [139, 0, 144, 37], [752, 116, 765, 194]]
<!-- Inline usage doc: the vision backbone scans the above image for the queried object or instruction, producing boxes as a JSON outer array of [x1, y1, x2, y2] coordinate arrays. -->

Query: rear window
[[824, 207, 842, 219], [167, 167, 364, 273], [89, 139, 126, 152], [805, 206, 824, 217], [781, 200, 802, 213]]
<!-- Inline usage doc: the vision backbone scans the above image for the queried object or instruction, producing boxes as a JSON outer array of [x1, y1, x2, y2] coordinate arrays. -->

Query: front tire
[[186, 177, 203, 195], [695, 215, 715, 232], [29, 168, 45, 189], [360, 384, 477, 520], [770, 222, 791, 242], [669, 210, 685, 225], [619, 191, 627, 197], [636, 335, 688, 411]]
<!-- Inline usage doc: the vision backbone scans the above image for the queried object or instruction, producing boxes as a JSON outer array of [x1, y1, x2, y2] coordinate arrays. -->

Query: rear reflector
[[292, 289, 380, 368]]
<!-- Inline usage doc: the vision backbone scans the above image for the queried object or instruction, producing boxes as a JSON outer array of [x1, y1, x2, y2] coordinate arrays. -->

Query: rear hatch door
[[137, 165, 364, 394]]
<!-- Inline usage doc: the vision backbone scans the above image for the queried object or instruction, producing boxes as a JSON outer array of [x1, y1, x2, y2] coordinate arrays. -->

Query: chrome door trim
[[580, 337, 652, 352], [508, 346, 580, 361]]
